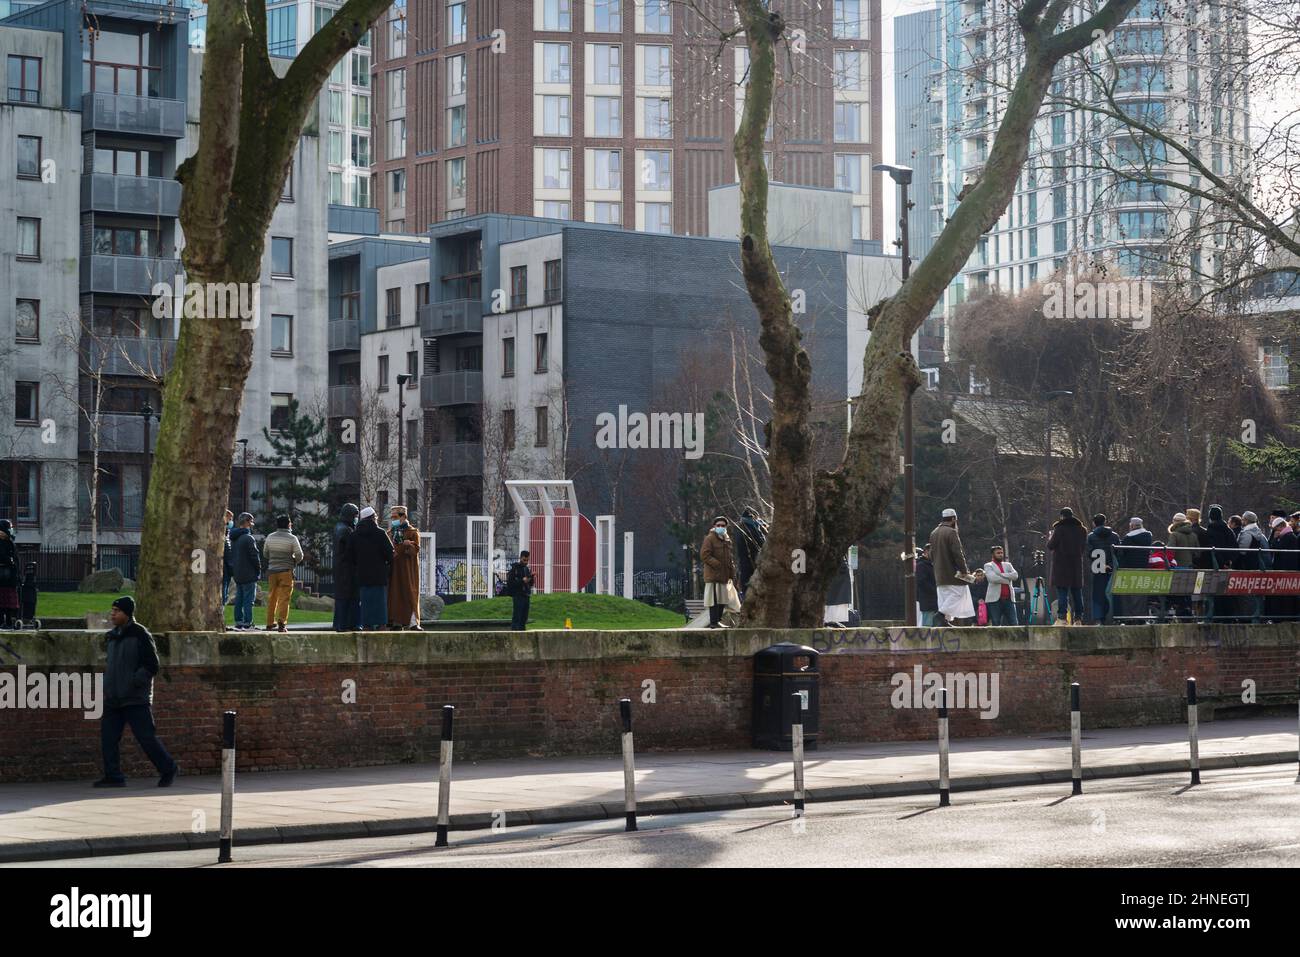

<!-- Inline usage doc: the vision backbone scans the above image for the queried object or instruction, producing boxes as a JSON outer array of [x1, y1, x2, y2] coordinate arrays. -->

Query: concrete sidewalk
[[1, 716, 1295, 862]]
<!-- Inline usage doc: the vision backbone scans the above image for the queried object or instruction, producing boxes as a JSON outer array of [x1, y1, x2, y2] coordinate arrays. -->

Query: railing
[[78, 412, 162, 454], [80, 255, 182, 296], [81, 173, 181, 217], [80, 336, 175, 377], [423, 442, 483, 477], [419, 298, 482, 337], [420, 370, 482, 407], [328, 384, 360, 418], [331, 450, 359, 485], [15, 544, 140, 592], [81, 91, 186, 139], [328, 319, 360, 351]]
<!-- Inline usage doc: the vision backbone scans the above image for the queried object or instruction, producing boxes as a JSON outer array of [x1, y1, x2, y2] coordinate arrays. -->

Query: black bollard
[[1070, 682, 1082, 796], [218, 710, 236, 864], [436, 705, 455, 847], [1187, 678, 1200, 786], [938, 687, 951, 807], [619, 698, 637, 832], [791, 692, 806, 815]]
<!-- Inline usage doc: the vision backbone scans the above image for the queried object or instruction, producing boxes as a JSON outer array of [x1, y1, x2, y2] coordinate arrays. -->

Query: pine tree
[[256, 399, 340, 566]]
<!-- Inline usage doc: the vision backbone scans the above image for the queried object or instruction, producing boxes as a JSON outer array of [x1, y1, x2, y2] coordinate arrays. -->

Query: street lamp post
[[875, 162, 916, 625], [396, 373, 412, 505], [140, 401, 155, 515], [237, 438, 249, 515]]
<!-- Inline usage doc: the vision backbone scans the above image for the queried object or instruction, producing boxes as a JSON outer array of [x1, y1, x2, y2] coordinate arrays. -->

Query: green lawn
[[439, 592, 685, 630], [36, 591, 335, 625]]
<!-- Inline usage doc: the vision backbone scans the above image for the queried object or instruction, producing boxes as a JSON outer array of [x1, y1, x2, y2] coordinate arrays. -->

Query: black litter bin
[[752, 642, 819, 750], [19, 563, 38, 625]]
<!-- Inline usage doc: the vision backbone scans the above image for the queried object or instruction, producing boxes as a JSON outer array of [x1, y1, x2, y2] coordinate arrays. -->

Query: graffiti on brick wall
[[811, 628, 962, 655]]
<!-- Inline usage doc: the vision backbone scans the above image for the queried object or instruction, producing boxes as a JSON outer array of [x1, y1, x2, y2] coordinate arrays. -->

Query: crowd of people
[[914, 504, 1300, 626]]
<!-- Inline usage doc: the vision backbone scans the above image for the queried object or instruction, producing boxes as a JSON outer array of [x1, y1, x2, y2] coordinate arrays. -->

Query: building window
[[642, 45, 671, 87], [416, 282, 429, 307], [593, 149, 621, 190], [16, 217, 39, 260], [386, 287, 402, 327], [447, 157, 466, 200], [0, 461, 39, 525], [593, 44, 621, 85], [592, 201, 622, 224], [352, 51, 371, 88], [16, 135, 40, 179], [271, 314, 293, 355], [503, 336, 515, 376], [351, 132, 371, 166], [642, 97, 671, 138], [447, 105, 467, 147], [534, 332, 549, 372], [378, 421, 390, 459], [542, 43, 571, 83], [351, 173, 371, 207], [406, 417, 419, 456], [329, 130, 344, 165], [834, 154, 861, 192], [15, 381, 38, 423], [378, 354, 390, 391], [542, 148, 571, 188], [502, 408, 516, 450], [281, 159, 294, 201], [543, 0, 571, 30], [352, 92, 370, 127], [542, 95, 571, 135], [448, 2, 467, 44], [833, 0, 862, 39], [388, 118, 407, 158], [542, 201, 570, 218], [642, 0, 671, 33], [833, 50, 865, 92], [389, 13, 407, 58], [271, 237, 293, 277], [406, 350, 419, 383], [389, 68, 406, 109], [593, 96, 621, 136], [641, 149, 670, 189], [448, 55, 467, 96], [15, 299, 39, 342], [1261, 344, 1290, 390], [594, 0, 621, 31], [390, 169, 407, 210], [329, 90, 344, 124], [535, 406, 549, 446], [270, 393, 292, 432], [92, 225, 158, 257], [834, 103, 864, 142], [7, 55, 41, 103], [543, 260, 562, 303], [510, 266, 528, 309], [643, 202, 671, 234]]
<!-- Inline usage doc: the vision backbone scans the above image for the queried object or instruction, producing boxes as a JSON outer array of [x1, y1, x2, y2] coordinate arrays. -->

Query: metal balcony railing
[[420, 370, 482, 407], [423, 442, 483, 477], [81, 336, 176, 377], [418, 298, 482, 337], [328, 385, 360, 418], [81, 92, 186, 138], [81, 173, 181, 217], [331, 451, 360, 485], [328, 319, 360, 351], [80, 255, 182, 296], [79, 412, 161, 454]]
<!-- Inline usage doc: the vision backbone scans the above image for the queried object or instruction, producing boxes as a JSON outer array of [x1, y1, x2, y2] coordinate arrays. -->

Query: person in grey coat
[[94, 596, 178, 788]]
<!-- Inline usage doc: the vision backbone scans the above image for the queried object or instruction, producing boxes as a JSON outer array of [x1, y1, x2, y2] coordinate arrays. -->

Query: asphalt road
[[14, 764, 1300, 868]]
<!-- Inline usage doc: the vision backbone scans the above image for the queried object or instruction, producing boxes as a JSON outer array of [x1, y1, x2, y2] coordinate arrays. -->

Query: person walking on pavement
[[915, 543, 939, 626], [982, 545, 1020, 626], [93, 597, 178, 789], [332, 503, 361, 631], [734, 507, 768, 598], [262, 514, 303, 632], [221, 509, 235, 611], [700, 516, 740, 628], [1047, 506, 1087, 624], [1086, 514, 1120, 624], [229, 512, 261, 630], [0, 519, 19, 629], [930, 508, 977, 625], [505, 550, 535, 631], [352, 506, 394, 630]]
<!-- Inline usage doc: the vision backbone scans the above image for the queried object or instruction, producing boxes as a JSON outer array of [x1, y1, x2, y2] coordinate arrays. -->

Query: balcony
[[331, 451, 359, 485], [328, 319, 360, 352], [420, 370, 482, 407], [81, 336, 176, 377], [82, 92, 186, 139], [419, 298, 482, 337], [81, 255, 182, 296], [328, 385, 360, 418], [424, 442, 483, 478], [79, 412, 161, 454], [81, 173, 181, 217]]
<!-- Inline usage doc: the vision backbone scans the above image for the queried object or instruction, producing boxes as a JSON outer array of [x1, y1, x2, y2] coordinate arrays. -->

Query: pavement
[[1, 716, 1295, 863]]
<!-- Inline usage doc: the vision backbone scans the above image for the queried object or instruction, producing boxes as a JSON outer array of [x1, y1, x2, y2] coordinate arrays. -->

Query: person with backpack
[[505, 550, 535, 631]]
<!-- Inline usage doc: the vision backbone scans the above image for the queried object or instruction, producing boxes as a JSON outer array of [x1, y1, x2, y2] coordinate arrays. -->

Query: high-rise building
[[369, 0, 883, 242]]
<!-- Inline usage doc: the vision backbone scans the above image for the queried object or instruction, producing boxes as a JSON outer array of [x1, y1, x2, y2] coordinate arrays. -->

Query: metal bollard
[[619, 698, 637, 831], [435, 705, 455, 847], [1187, 678, 1200, 786], [791, 693, 805, 815], [218, 710, 236, 864], [1070, 682, 1082, 796], [938, 687, 951, 807]]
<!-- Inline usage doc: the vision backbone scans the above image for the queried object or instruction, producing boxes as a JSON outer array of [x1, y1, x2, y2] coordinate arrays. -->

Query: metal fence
[[16, 544, 140, 591]]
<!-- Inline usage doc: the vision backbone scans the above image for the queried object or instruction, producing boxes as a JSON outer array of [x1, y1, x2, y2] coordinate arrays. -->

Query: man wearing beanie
[[94, 596, 178, 788], [351, 506, 394, 629]]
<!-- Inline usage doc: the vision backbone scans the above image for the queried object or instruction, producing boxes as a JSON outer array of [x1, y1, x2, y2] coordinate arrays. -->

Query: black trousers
[[708, 604, 724, 626], [101, 704, 175, 782], [511, 594, 530, 631]]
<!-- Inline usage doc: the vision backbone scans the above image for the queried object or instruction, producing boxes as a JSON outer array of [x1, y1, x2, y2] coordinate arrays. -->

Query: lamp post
[[396, 373, 412, 506], [237, 438, 249, 515], [1043, 390, 1073, 589], [875, 162, 916, 625], [140, 401, 155, 513]]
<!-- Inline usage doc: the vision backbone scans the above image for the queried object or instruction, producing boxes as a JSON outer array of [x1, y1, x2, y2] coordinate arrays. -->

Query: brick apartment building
[[370, 0, 882, 242]]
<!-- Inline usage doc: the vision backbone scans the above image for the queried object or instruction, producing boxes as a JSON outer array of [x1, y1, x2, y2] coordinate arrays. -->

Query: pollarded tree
[[726, 0, 1146, 626], [136, 0, 397, 630]]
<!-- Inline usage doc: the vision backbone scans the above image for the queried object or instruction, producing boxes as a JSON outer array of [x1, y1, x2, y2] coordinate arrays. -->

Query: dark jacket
[[104, 619, 160, 708], [230, 526, 261, 584], [351, 518, 394, 587], [915, 556, 938, 613], [1086, 526, 1120, 575], [222, 525, 233, 578], [734, 515, 767, 588], [1047, 515, 1088, 588], [929, 522, 969, 583], [1270, 527, 1300, 572], [0, 532, 17, 588], [1117, 528, 1153, 568], [332, 504, 360, 601], [1205, 517, 1237, 567], [700, 529, 738, 584], [1189, 523, 1212, 569], [506, 561, 535, 597]]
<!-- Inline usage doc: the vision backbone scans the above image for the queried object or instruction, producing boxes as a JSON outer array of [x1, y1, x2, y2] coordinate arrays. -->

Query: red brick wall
[[3, 631, 1295, 782]]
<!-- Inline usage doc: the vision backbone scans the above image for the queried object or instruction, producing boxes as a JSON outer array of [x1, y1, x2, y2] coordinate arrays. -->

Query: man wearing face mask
[[700, 516, 740, 629]]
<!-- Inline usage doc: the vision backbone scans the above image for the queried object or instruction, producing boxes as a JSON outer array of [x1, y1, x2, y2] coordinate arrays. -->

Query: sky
[[879, 0, 936, 251]]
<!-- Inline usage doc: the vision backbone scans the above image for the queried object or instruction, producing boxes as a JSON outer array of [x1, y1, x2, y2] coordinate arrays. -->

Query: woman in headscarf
[[387, 524, 422, 630]]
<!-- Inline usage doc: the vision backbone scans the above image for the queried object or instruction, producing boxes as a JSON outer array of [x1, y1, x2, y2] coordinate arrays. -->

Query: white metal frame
[[505, 480, 581, 594], [622, 531, 634, 600], [418, 531, 437, 598], [466, 515, 494, 601], [595, 515, 615, 595]]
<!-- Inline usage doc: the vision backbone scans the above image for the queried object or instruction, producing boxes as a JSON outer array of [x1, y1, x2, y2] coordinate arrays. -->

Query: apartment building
[[1, 0, 327, 555], [369, 0, 882, 243]]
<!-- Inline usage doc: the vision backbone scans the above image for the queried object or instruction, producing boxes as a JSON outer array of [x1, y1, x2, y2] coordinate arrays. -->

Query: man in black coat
[[351, 506, 394, 630], [734, 508, 767, 596], [1204, 505, 1238, 620], [94, 596, 178, 788], [229, 513, 261, 630], [1047, 507, 1088, 623], [915, 544, 939, 626], [505, 550, 535, 631], [1086, 514, 1120, 624], [332, 503, 360, 631]]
